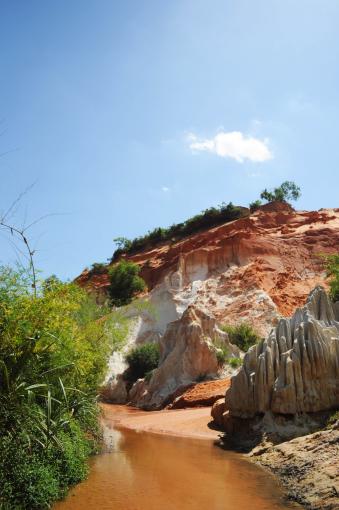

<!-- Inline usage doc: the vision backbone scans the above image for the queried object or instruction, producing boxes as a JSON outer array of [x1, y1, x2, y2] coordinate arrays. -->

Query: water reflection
[[55, 417, 301, 510]]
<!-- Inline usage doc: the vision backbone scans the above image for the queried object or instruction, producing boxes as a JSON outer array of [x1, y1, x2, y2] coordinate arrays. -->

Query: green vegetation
[[326, 410, 339, 428], [125, 342, 160, 382], [111, 184, 301, 262], [249, 200, 262, 213], [228, 357, 242, 369], [323, 253, 339, 302], [90, 262, 107, 275], [108, 260, 146, 306], [214, 343, 230, 366], [213, 341, 243, 368], [260, 180, 301, 204], [221, 323, 260, 352], [0, 266, 128, 509], [109, 184, 301, 263], [112, 202, 247, 259]]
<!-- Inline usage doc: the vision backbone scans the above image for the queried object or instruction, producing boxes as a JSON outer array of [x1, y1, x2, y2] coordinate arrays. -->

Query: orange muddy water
[[55, 407, 300, 510]]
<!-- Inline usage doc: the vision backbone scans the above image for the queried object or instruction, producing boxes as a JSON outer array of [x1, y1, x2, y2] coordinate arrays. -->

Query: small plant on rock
[[214, 345, 229, 366], [326, 409, 339, 429], [228, 357, 242, 369], [221, 323, 260, 352], [323, 253, 339, 302]]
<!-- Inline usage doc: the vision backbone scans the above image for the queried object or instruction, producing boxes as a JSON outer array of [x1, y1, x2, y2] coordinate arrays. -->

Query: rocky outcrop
[[101, 374, 128, 404], [253, 422, 339, 510], [129, 306, 240, 409], [226, 287, 339, 419], [167, 378, 231, 409]]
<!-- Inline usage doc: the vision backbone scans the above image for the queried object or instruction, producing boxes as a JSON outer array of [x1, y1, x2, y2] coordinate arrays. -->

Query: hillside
[[77, 202, 339, 337]]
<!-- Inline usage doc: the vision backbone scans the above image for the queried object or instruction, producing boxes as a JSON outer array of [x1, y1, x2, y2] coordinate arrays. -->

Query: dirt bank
[[252, 426, 339, 510], [101, 403, 221, 440]]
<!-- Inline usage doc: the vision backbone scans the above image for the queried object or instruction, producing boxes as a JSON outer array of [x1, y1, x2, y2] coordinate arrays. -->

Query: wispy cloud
[[161, 186, 170, 192], [187, 130, 273, 163]]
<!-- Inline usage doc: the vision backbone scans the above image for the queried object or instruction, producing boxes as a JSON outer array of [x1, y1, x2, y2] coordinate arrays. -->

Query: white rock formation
[[102, 316, 143, 403], [226, 287, 339, 418], [130, 305, 240, 409], [134, 257, 278, 345]]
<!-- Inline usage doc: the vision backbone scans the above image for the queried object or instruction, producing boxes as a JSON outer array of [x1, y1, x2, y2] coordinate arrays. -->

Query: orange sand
[[101, 403, 221, 440]]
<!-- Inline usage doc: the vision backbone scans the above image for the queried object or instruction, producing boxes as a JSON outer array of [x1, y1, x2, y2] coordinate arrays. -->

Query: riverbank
[[101, 403, 221, 440], [252, 425, 339, 510]]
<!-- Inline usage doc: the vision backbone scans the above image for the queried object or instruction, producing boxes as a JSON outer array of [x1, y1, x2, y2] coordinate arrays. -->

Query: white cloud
[[187, 130, 273, 163], [161, 186, 170, 192]]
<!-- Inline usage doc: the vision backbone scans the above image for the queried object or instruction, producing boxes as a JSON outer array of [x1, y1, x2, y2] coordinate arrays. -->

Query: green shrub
[[221, 323, 260, 352], [214, 343, 229, 366], [90, 262, 107, 275], [323, 253, 339, 302], [125, 342, 160, 382], [260, 181, 301, 204], [228, 357, 242, 369], [50, 422, 91, 488], [108, 260, 146, 306], [326, 409, 339, 428], [249, 200, 262, 212], [0, 435, 60, 509]]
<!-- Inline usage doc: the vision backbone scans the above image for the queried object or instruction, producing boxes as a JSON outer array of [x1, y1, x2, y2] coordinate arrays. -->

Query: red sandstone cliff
[[77, 203, 339, 336]]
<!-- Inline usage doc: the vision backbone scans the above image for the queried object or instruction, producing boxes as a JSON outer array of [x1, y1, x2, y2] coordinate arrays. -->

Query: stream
[[54, 407, 301, 510]]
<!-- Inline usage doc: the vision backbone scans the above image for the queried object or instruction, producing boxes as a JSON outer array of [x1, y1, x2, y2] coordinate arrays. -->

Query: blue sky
[[0, 0, 338, 280]]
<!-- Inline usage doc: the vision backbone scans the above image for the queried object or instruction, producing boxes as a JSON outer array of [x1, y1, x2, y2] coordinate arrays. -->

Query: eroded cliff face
[[78, 204, 339, 409], [78, 204, 339, 339]]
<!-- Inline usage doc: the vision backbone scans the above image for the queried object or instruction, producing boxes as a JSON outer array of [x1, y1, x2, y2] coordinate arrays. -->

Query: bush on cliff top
[[260, 180, 301, 204], [90, 262, 107, 274], [112, 202, 247, 260], [249, 200, 262, 213], [249, 181, 301, 211]]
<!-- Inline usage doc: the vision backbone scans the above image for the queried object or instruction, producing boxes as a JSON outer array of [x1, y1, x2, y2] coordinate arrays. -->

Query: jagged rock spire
[[227, 287, 339, 417]]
